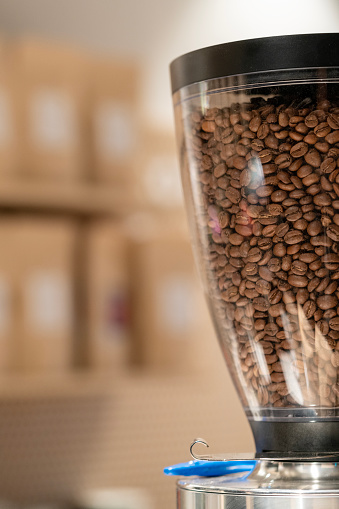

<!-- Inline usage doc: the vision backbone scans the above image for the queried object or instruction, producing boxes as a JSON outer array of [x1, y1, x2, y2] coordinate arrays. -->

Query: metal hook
[[190, 438, 210, 460]]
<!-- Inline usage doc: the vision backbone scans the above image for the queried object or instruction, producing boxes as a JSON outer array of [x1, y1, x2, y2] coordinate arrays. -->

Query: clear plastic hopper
[[171, 34, 339, 456]]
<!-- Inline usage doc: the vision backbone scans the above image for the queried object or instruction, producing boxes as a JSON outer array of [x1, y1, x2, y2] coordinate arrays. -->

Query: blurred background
[[0, 1, 337, 508]]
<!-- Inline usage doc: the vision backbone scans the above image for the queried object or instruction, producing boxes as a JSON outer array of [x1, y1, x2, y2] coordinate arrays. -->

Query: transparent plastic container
[[171, 35, 339, 452]]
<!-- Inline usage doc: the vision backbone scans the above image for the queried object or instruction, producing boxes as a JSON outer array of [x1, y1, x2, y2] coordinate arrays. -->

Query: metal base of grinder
[[177, 460, 339, 508]]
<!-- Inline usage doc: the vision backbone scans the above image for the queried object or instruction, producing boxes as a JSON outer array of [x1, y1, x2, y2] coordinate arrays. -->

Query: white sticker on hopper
[[25, 271, 72, 334], [30, 89, 77, 149], [158, 275, 195, 336]]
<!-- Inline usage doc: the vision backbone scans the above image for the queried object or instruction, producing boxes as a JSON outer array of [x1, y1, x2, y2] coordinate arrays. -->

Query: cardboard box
[[0, 40, 18, 179], [85, 221, 130, 370], [89, 56, 139, 185], [133, 129, 183, 209], [13, 218, 77, 372], [0, 221, 19, 371], [130, 230, 215, 372], [12, 39, 88, 181]]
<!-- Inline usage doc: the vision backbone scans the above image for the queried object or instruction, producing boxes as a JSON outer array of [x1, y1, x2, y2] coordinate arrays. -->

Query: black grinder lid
[[170, 33, 339, 94]]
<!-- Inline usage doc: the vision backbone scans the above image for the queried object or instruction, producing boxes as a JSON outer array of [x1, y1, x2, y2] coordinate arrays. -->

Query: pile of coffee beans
[[187, 94, 339, 411]]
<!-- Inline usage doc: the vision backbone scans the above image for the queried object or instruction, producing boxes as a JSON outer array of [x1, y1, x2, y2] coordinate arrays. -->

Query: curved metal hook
[[190, 438, 210, 460]]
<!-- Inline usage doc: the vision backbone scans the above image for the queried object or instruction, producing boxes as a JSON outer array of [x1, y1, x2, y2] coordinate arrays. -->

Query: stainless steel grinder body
[[177, 461, 339, 508]]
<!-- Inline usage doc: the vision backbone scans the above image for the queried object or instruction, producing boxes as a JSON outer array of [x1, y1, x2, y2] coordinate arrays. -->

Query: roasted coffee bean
[[259, 266, 274, 282], [271, 190, 287, 202], [317, 295, 338, 310], [273, 243, 286, 257], [327, 224, 339, 242], [314, 193, 332, 207], [284, 230, 304, 245], [305, 149, 321, 167], [253, 297, 270, 312], [192, 95, 339, 410], [268, 288, 282, 304], [255, 279, 271, 295], [225, 187, 241, 204], [288, 275, 308, 288], [296, 288, 309, 305], [307, 220, 322, 236], [326, 131, 339, 144], [305, 112, 318, 128], [329, 317, 339, 331], [291, 260, 308, 276], [290, 141, 308, 158]]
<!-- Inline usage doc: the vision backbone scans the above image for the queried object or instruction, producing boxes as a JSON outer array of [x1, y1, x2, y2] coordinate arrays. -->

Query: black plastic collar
[[170, 33, 339, 94]]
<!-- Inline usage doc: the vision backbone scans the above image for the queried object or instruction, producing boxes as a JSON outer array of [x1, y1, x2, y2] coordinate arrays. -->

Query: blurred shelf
[[0, 371, 116, 399], [0, 179, 131, 216], [0, 180, 187, 223]]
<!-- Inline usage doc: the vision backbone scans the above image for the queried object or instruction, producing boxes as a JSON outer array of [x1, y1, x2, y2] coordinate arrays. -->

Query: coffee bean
[[225, 187, 241, 204], [235, 225, 252, 236], [249, 115, 261, 132], [317, 295, 338, 310], [253, 297, 270, 312], [305, 149, 321, 167], [255, 279, 271, 295], [305, 112, 318, 128], [294, 218, 308, 230], [291, 260, 308, 275], [314, 122, 331, 138], [307, 220, 322, 236], [214, 163, 227, 178], [288, 275, 308, 288], [326, 224, 339, 242], [283, 291, 295, 304], [329, 317, 339, 331], [303, 173, 320, 186], [310, 235, 333, 247], [191, 96, 339, 411], [320, 157, 336, 174], [259, 266, 274, 282], [267, 203, 283, 216], [271, 190, 287, 202], [314, 193, 332, 207], [299, 252, 318, 263], [290, 141, 308, 158], [256, 185, 274, 198], [326, 131, 339, 144], [316, 277, 330, 293], [296, 288, 309, 305], [284, 230, 304, 245], [272, 243, 286, 257]]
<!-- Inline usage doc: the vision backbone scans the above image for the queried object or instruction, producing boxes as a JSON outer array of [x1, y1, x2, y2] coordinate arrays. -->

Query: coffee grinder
[[167, 34, 339, 508]]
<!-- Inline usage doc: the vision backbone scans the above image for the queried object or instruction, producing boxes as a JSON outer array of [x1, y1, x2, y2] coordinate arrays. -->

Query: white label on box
[[0, 276, 10, 336], [0, 89, 12, 147], [94, 101, 135, 161], [24, 271, 72, 334], [158, 274, 195, 337], [30, 89, 77, 149], [144, 154, 183, 207]]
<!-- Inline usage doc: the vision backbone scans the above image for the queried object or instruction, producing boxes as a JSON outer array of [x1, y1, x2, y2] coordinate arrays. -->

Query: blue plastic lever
[[164, 460, 256, 477]]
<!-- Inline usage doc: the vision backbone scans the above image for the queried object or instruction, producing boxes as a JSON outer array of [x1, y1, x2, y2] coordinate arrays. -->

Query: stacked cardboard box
[[0, 221, 19, 371], [12, 39, 89, 182], [0, 39, 17, 179], [129, 228, 214, 373], [85, 220, 130, 371], [0, 217, 77, 373], [89, 56, 139, 185], [132, 129, 183, 209]]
